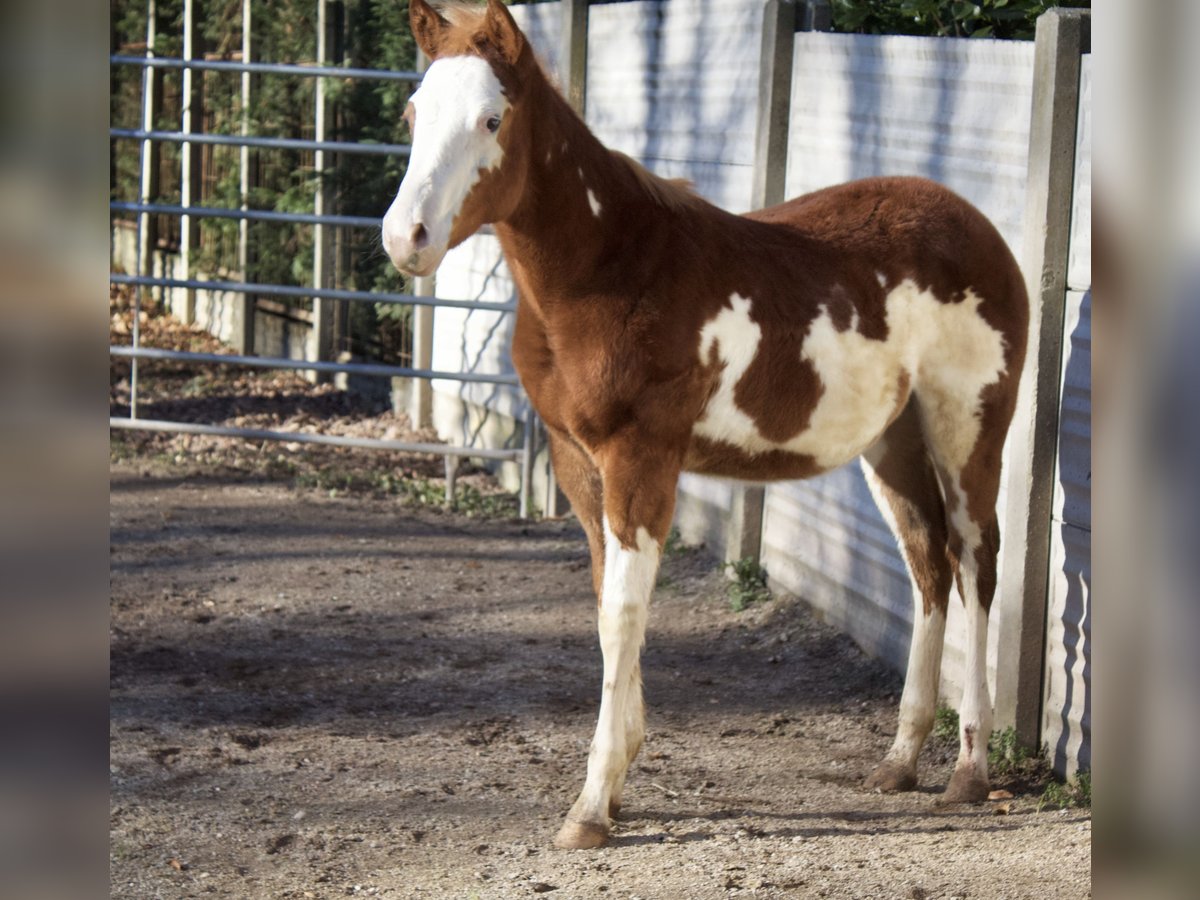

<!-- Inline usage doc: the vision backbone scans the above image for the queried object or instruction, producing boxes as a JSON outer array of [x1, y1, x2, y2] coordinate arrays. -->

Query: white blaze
[[382, 56, 508, 272]]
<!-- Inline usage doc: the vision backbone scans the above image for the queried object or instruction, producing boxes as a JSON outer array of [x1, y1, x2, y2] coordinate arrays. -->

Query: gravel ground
[[110, 302, 1090, 898]]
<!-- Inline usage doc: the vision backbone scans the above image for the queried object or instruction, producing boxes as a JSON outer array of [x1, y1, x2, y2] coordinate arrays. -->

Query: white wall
[[763, 30, 1039, 713], [429, 2, 1091, 774]]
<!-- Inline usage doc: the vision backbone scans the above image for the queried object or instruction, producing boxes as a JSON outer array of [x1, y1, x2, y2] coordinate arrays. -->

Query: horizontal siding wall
[[428, 4, 1091, 774], [1044, 54, 1092, 777], [587, 0, 762, 213], [765, 34, 1037, 698], [784, 32, 1035, 253]]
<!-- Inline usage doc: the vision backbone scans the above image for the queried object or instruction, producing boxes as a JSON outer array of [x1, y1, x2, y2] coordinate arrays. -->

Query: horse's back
[[748, 176, 1025, 319]]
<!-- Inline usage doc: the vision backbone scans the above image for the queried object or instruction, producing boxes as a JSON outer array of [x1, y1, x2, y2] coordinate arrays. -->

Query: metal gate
[[109, 0, 537, 514]]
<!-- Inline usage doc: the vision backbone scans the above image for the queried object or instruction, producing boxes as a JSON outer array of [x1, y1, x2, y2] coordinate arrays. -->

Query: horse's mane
[[612, 152, 701, 214]]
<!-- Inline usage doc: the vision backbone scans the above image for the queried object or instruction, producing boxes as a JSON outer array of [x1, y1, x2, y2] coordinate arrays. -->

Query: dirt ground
[[110, 302, 1089, 898], [109, 463, 1091, 900]]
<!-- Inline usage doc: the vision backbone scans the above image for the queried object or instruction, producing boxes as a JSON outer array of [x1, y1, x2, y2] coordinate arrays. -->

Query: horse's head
[[382, 0, 532, 277]]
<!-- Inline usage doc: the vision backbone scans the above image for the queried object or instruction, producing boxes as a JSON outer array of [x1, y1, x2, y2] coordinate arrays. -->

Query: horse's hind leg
[[861, 401, 954, 792], [917, 375, 1018, 803]]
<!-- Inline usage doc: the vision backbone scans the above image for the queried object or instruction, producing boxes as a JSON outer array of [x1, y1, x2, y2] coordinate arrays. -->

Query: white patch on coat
[[587, 188, 602, 218], [570, 519, 659, 823], [692, 281, 1007, 473], [877, 271, 888, 288], [694, 294, 763, 448], [381, 56, 508, 271], [955, 548, 993, 777]]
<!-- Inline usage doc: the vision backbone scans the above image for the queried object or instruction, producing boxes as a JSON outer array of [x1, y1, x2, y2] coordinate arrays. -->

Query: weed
[[932, 704, 959, 744], [988, 726, 1037, 776], [663, 526, 685, 557], [725, 557, 771, 612], [1038, 770, 1091, 811]]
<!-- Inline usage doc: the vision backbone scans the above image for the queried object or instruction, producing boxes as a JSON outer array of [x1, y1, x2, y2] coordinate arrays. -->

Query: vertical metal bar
[[408, 47, 435, 429], [519, 410, 537, 519], [237, 0, 255, 354], [800, 0, 832, 32], [545, 444, 561, 518], [132, 0, 158, 421], [995, 8, 1089, 751], [310, 0, 336, 373], [560, 0, 589, 116], [136, 0, 158, 294], [444, 455, 458, 510], [179, 0, 198, 324]]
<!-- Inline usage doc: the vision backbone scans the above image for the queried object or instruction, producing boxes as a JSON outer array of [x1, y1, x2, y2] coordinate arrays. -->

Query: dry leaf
[[168, 858, 184, 871], [988, 789, 1014, 801], [993, 802, 1012, 815]]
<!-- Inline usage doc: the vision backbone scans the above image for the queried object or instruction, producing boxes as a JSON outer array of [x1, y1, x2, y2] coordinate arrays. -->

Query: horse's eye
[[485, 115, 502, 134]]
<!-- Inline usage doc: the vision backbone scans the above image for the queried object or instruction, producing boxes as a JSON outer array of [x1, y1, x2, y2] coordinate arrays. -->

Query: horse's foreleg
[[556, 521, 658, 849], [608, 660, 644, 818], [554, 442, 678, 850]]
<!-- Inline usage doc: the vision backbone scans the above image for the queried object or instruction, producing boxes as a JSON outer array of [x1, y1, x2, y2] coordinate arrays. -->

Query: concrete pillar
[[561, 0, 589, 115], [994, 8, 1090, 751]]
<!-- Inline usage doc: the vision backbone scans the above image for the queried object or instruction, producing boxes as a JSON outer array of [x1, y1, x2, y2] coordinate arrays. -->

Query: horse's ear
[[410, 0, 449, 59], [483, 0, 524, 64]]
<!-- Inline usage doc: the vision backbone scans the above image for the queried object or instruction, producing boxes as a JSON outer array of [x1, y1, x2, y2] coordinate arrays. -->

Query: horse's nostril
[[411, 223, 428, 249]]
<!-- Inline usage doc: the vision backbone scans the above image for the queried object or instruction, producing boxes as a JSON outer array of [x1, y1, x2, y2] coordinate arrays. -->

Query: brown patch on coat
[[731, 328, 825, 444], [863, 401, 953, 615], [683, 438, 821, 482]]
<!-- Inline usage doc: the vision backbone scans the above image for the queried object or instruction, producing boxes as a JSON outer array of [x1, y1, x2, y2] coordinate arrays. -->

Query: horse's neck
[[495, 82, 665, 310]]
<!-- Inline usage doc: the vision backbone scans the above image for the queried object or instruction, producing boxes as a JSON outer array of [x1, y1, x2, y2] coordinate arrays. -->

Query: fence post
[[994, 8, 1089, 750], [236, 0, 256, 355], [309, 0, 340, 374], [409, 276, 436, 428], [750, 0, 796, 212], [561, 0, 589, 115], [178, 0, 202, 324], [724, 0, 796, 565]]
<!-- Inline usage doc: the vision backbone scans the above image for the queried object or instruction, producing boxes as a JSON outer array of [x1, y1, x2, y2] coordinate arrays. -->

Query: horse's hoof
[[553, 819, 609, 850], [939, 768, 990, 804], [608, 799, 621, 819], [864, 761, 918, 793]]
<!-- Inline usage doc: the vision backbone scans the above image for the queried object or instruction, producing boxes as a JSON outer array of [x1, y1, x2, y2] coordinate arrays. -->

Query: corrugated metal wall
[[763, 32, 1037, 707], [1044, 54, 1091, 776]]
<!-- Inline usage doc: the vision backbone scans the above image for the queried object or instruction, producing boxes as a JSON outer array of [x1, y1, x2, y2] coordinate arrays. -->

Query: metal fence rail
[[109, 274, 516, 312], [109, 6, 537, 516]]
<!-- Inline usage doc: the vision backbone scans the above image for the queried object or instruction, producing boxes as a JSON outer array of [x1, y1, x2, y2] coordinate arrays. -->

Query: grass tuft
[[724, 557, 771, 612]]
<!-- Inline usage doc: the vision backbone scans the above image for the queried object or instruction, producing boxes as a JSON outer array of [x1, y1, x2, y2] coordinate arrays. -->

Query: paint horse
[[383, 0, 1028, 850]]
